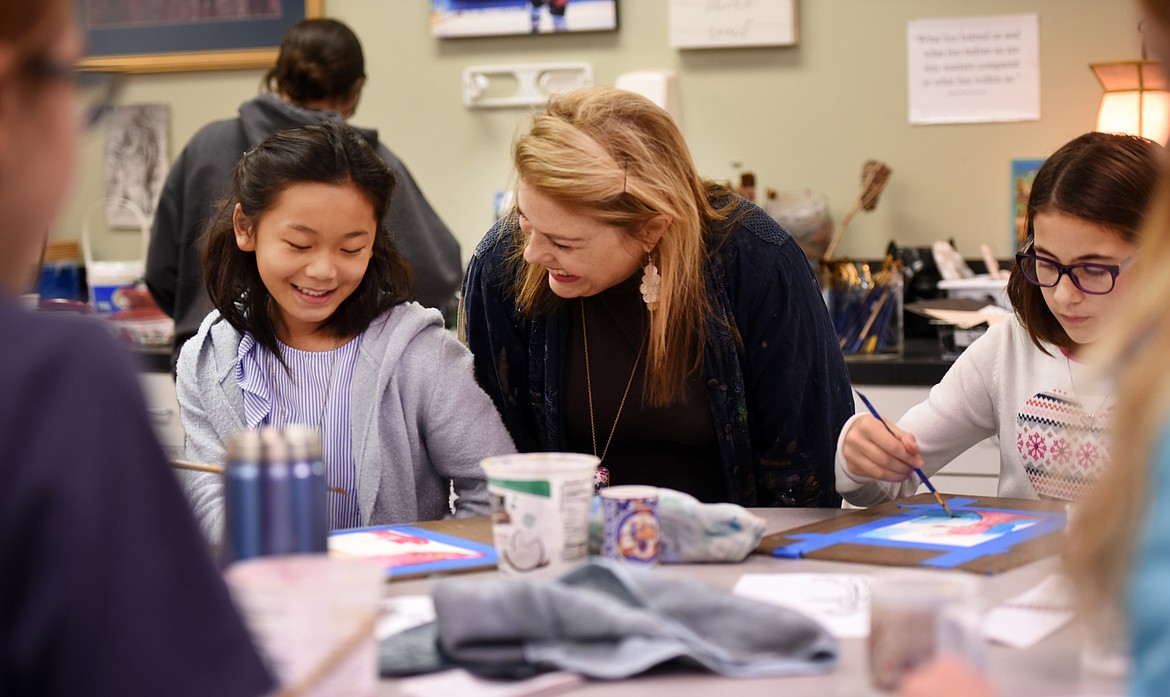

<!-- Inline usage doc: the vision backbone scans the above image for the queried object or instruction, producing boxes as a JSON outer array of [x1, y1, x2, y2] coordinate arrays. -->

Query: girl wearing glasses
[[836, 132, 1162, 506]]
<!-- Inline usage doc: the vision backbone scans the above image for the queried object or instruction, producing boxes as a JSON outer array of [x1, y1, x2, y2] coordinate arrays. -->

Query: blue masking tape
[[770, 497, 1066, 568]]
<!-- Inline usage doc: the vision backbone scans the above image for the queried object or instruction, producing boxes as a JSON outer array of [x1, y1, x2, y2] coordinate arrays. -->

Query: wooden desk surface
[[378, 507, 1125, 697]]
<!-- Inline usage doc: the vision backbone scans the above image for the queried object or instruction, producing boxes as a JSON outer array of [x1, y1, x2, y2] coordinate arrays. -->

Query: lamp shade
[[1091, 60, 1170, 142]]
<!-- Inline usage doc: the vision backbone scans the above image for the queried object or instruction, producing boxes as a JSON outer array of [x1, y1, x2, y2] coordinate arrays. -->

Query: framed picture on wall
[[77, 0, 324, 74], [1011, 158, 1045, 249], [431, 0, 618, 38]]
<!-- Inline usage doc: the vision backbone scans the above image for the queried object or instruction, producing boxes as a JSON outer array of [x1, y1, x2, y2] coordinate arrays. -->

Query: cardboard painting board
[[755, 495, 1067, 575]]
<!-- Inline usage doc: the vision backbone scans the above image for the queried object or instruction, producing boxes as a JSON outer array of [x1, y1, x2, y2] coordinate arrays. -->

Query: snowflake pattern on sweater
[[1017, 389, 1111, 501]]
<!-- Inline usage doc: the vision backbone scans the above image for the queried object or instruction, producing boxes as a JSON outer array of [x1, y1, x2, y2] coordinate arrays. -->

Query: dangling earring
[[641, 253, 661, 309]]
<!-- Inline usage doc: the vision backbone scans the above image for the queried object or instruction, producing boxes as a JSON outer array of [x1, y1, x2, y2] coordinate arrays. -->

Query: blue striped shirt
[[236, 332, 363, 530]]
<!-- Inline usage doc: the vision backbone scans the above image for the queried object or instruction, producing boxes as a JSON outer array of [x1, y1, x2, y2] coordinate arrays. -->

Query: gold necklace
[[581, 299, 645, 469], [1066, 355, 1111, 429]]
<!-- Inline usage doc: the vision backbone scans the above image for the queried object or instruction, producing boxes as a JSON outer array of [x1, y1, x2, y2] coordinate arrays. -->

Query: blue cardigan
[[1130, 424, 1170, 695], [462, 199, 853, 507]]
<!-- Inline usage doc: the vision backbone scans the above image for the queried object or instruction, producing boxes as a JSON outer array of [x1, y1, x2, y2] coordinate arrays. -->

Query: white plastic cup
[[600, 485, 661, 566], [868, 573, 983, 694], [480, 452, 598, 577], [86, 260, 142, 314], [224, 556, 383, 696]]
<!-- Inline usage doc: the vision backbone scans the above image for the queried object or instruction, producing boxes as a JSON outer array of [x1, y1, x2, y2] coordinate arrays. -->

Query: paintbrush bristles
[[859, 160, 892, 210]]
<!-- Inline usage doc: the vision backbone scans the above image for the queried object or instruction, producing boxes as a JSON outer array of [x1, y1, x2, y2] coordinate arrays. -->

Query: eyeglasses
[[1014, 252, 1135, 295], [22, 56, 120, 131]]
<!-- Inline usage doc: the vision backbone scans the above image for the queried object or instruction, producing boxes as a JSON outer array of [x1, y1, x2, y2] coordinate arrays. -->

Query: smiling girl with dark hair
[[178, 121, 512, 542]]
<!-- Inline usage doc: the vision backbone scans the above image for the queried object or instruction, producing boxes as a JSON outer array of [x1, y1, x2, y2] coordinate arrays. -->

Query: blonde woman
[[461, 86, 853, 506]]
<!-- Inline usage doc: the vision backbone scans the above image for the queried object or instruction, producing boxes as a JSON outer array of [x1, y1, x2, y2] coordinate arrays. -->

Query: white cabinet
[[852, 384, 1000, 497], [138, 372, 185, 461]]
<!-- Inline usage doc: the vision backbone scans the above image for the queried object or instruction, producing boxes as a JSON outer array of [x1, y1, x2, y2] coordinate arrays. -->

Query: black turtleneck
[[562, 273, 724, 502]]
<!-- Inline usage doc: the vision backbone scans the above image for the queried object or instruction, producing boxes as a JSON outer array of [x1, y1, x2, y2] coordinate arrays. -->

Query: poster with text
[[907, 14, 1040, 125]]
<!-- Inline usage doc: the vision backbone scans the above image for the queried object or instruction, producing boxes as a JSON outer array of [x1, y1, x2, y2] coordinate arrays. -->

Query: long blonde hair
[[509, 86, 736, 406], [1065, 182, 1170, 628]]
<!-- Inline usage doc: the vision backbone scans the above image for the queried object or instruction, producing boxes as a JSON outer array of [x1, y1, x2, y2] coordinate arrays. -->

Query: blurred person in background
[[0, 1, 272, 694], [147, 17, 461, 369]]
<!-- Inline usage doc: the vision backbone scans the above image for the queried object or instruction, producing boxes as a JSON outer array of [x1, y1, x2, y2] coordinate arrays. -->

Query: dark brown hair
[[202, 121, 413, 358], [264, 18, 365, 104], [1007, 131, 1162, 354]]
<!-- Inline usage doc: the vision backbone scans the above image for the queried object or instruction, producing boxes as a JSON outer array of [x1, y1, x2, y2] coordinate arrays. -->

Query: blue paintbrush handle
[[854, 390, 953, 516], [913, 467, 939, 493]]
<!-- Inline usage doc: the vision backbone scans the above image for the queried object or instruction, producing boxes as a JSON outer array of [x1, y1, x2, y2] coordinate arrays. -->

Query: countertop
[[845, 337, 953, 387]]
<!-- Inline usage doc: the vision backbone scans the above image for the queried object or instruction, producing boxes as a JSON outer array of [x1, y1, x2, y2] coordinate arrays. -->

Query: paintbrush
[[853, 390, 955, 517], [170, 459, 350, 496], [822, 159, 893, 262]]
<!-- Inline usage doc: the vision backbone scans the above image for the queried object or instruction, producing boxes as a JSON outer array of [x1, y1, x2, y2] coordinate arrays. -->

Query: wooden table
[[378, 508, 1125, 697]]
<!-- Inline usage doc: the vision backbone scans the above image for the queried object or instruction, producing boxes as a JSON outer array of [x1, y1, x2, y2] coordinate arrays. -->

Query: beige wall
[[66, 0, 1141, 265]]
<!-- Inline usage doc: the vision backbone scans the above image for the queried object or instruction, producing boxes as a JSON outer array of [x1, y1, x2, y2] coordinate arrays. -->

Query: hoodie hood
[[238, 93, 381, 150]]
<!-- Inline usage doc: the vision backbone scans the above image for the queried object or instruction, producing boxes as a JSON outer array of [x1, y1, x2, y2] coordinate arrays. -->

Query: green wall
[[64, 0, 1141, 265]]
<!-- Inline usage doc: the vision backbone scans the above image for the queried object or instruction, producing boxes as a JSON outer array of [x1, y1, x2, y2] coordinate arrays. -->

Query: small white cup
[[480, 452, 598, 577], [600, 485, 661, 566]]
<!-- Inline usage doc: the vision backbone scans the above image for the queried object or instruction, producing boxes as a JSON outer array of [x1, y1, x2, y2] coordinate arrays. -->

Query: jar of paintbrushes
[[822, 257, 904, 357], [816, 159, 900, 356]]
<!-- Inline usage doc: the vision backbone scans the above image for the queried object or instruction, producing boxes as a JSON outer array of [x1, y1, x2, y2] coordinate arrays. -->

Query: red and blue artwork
[[771, 498, 1066, 570]]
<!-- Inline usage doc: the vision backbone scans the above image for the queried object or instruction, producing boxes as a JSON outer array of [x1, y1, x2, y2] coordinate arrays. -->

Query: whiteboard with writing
[[907, 14, 1040, 125], [670, 0, 797, 49]]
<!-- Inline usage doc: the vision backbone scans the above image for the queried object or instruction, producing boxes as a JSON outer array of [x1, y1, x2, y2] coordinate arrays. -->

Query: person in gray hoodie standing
[[147, 17, 462, 368]]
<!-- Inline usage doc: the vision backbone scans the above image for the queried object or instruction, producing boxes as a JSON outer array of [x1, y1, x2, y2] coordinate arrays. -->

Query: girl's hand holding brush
[[841, 415, 925, 483]]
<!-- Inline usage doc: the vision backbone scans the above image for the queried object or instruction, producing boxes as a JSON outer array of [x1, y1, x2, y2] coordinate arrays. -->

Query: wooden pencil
[[170, 459, 349, 496]]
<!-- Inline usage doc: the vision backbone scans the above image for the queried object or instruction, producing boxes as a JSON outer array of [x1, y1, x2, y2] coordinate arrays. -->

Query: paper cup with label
[[480, 452, 598, 577], [868, 572, 983, 694], [224, 556, 383, 697], [601, 485, 661, 566]]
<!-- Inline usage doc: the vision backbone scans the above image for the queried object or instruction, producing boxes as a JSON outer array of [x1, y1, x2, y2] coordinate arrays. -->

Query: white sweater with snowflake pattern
[[835, 316, 1112, 507]]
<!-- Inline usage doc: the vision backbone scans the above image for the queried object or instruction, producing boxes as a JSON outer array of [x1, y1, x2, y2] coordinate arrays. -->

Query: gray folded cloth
[[430, 560, 838, 680]]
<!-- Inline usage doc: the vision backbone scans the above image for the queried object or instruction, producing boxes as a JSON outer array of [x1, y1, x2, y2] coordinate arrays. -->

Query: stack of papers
[[906, 298, 1012, 329]]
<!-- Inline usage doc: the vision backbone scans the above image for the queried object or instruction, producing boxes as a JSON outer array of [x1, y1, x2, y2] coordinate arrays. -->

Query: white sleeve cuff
[[835, 412, 876, 493]]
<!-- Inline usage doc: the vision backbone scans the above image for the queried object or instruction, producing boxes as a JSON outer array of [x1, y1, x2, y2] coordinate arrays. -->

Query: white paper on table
[[733, 573, 871, 638], [399, 669, 585, 697], [376, 595, 436, 640], [982, 574, 1075, 649]]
